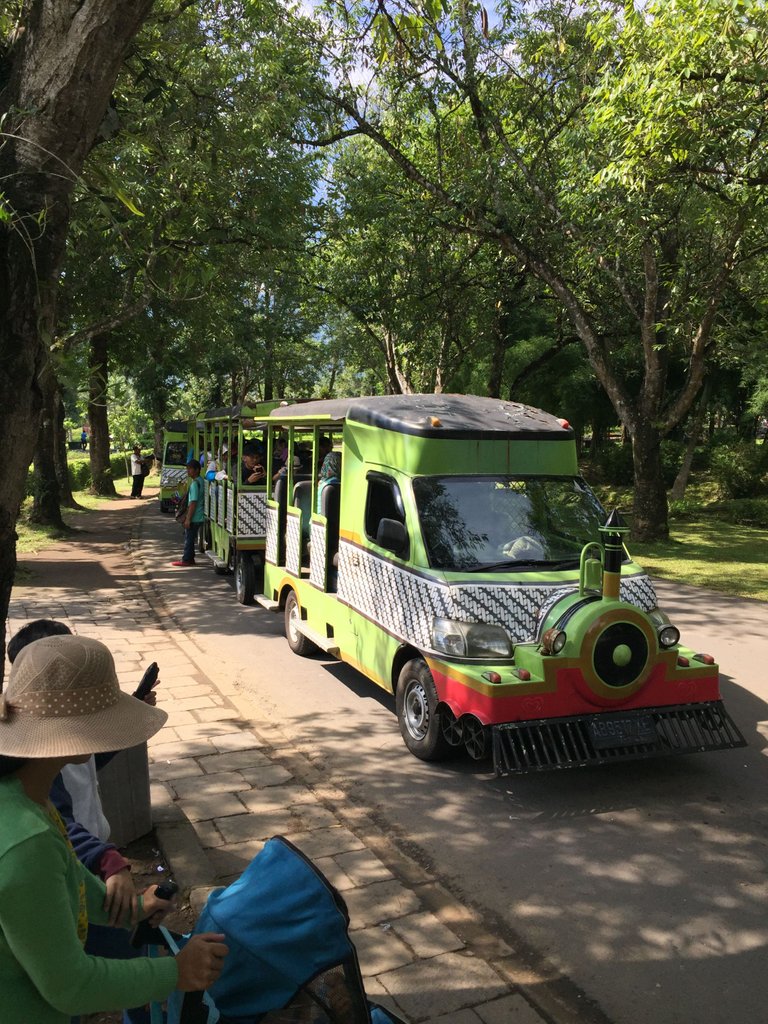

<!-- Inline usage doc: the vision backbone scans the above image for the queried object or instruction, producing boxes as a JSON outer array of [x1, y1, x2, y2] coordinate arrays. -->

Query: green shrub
[[660, 440, 685, 486], [710, 443, 768, 499], [587, 438, 691, 488], [110, 452, 132, 481], [25, 452, 136, 497], [668, 497, 702, 521], [587, 442, 634, 485], [713, 498, 768, 528], [69, 460, 91, 490]]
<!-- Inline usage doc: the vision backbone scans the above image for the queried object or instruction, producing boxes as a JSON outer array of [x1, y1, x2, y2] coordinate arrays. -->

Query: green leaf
[[114, 189, 145, 217]]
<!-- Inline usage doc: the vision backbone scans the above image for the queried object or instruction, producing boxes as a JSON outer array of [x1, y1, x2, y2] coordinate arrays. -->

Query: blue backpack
[[162, 836, 408, 1024]]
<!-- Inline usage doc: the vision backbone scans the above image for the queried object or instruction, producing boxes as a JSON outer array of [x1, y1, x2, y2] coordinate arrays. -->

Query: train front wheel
[[396, 659, 452, 762]]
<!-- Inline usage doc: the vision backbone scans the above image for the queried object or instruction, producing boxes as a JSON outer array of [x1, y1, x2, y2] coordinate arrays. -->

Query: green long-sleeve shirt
[[0, 776, 178, 1023]]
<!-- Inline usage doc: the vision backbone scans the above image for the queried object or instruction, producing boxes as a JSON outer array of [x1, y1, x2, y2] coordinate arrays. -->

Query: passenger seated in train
[[316, 451, 342, 513], [272, 436, 289, 482], [242, 443, 266, 485]]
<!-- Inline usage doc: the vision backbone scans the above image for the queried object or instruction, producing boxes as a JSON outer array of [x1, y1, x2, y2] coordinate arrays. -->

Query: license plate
[[588, 713, 657, 750]]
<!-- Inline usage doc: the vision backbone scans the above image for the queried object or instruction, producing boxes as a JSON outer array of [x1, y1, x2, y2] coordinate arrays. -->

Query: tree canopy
[[2, 0, 768, 669]]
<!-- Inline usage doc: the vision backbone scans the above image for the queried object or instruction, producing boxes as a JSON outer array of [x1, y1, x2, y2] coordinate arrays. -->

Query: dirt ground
[[82, 831, 197, 1024]]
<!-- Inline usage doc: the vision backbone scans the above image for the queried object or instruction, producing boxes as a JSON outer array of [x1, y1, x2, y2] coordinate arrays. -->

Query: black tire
[[235, 551, 256, 605], [396, 659, 452, 761], [284, 590, 318, 656], [160, 500, 171, 514]]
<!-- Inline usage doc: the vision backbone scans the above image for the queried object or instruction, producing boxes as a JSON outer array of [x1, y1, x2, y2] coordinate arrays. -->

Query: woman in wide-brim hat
[[0, 635, 228, 1024]]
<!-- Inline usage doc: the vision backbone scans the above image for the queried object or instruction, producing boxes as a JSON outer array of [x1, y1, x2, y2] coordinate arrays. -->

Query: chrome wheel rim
[[404, 679, 429, 740], [287, 599, 301, 644]]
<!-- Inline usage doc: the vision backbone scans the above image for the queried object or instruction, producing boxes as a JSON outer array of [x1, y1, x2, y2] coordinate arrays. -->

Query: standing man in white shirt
[[130, 443, 146, 499]]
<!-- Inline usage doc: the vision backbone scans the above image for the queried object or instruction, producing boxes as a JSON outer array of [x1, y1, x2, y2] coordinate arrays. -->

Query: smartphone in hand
[[134, 662, 160, 700]]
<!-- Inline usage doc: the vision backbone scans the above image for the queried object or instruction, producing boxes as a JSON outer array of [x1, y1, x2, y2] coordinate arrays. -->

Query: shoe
[[170, 560, 196, 567]]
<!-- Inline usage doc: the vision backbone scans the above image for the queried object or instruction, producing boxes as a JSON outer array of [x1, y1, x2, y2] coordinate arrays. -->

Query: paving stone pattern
[[8, 531, 550, 1024]]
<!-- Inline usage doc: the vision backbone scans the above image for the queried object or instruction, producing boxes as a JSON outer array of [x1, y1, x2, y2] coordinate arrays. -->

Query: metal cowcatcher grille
[[492, 701, 747, 775]]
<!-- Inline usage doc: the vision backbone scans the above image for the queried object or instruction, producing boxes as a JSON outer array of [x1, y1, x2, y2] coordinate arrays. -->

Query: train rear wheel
[[284, 591, 318, 656], [235, 552, 256, 604]]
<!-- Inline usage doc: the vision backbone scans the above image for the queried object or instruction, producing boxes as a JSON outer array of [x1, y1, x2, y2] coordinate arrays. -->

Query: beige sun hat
[[0, 636, 167, 758]]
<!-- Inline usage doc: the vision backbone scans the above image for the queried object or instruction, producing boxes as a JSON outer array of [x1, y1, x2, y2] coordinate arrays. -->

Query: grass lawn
[[593, 481, 768, 603], [629, 521, 768, 603]]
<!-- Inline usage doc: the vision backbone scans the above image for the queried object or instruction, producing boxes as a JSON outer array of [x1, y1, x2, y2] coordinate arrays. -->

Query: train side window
[[365, 474, 407, 553]]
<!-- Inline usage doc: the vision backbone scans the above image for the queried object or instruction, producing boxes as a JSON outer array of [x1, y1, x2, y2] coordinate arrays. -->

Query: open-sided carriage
[[159, 420, 193, 514], [197, 401, 283, 604]]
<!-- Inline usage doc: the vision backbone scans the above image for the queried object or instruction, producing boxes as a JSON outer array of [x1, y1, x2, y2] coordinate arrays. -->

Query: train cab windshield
[[413, 475, 620, 572]]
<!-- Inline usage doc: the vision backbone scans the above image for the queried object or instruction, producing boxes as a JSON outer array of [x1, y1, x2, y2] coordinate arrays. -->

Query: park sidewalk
[[8, 495, 576, 1024]]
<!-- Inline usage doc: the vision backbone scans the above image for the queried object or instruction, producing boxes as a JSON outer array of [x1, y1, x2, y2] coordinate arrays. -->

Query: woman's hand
[[141, 884, 176, 927], [176, 933, 229, 991], [104, 869, 138, 927]]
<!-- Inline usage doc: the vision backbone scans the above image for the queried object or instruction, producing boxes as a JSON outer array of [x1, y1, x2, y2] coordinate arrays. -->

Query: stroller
[[143, 836, 409, 1024]]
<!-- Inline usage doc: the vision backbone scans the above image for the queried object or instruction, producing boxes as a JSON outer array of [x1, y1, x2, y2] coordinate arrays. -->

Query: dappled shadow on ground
[[264, 693, 768, 1024], [15, 499, 147, 592], [16, 499, 768, 1024]]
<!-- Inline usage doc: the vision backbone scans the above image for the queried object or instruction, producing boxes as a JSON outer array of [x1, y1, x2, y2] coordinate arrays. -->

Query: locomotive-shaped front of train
[[491, 511, 747, 775]]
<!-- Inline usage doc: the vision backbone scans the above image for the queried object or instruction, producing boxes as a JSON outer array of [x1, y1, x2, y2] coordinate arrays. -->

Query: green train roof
[[269, 394, 573, 441]]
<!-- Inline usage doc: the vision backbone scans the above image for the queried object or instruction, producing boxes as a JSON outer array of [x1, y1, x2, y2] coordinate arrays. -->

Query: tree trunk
[[487, 299, 510, 398], [488, 266, 526, 398], [263, 345, 274, 401], [0, 0, 156, 682], [88, 333, 117, 496], [630, 424, 669, 542], [30, 370, 66, 528], [0, 261, 49, 687], [589, 421, 606, 457], [153, 415, 165, 463], [54, 385, 81, 508], [670, 382, 709, 503], [383, 329, 411, 394]]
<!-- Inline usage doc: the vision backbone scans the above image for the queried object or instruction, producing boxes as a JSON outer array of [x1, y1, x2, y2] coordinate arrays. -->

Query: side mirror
[[376, 518, 408, 556]]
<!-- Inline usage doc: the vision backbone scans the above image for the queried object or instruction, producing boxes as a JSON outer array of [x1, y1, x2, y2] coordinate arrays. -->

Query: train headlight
[[540, 627, 567, 655], [432, 618, 512, 659], [658, 625, 680, 648], [649, 609, 680, 649]]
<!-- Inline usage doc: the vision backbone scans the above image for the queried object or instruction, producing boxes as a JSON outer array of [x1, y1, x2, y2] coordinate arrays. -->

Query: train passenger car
[[257, 394, 745, 774], [159, 419, 192, 513], [199, 400, 282, 604]]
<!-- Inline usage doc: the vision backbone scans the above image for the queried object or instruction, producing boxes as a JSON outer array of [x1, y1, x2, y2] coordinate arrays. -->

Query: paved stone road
[[7, 500, 565, 1024]]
